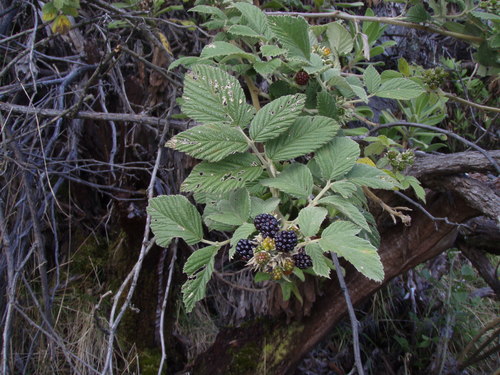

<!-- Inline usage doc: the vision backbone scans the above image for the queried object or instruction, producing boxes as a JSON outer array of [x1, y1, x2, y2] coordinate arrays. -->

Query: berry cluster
[[234, 213, 313, 281], [386, 149, 415, 171], [422, 67, 448, 91]]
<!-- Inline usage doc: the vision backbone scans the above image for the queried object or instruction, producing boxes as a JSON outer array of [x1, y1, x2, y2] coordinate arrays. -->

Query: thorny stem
[[330, 252, 365, 375], [440, 90, 500, 113]]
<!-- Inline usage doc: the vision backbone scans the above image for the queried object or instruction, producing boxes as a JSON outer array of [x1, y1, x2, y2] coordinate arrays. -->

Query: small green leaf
[[363, 65, 381, 94], [42, 2, 58, 22], [268, 15, 311, 62], [253, 59, 282, 76], [317, 91, 339, 119], [249, 94, 305, 142], [51, 15, 71, 34], [293, 267, 305, 282], [189, 5, 227, 19], [255, 272, 272, 282], [208, 189, 251, 226], [327, 22, 353, 55], [405, 4, 431, 23], [233, 2, 271, 38], [406, 176, 426, 203], [375, 78, 424, 100], [306, 242, 331, 278], [397, 58, 410, 77], [200, 41, 256, 62], [182, 255, 215, 312], [346, 164, 398, 190], [260, 163, 313, 199], [166, 123, 248, 162], [182, 65, 255, 127], [250, 197, 280, 218], [183, 246, 219, 275], [298, 206, 327, 237], [228, 25, 263, 39], [319, 195, 370, 232], [261, 45, 287, 57], [53, 0, 65, 10], [315, 137, 360, 181], [168, 56, 207, 71], [330, 180, 357, 198], [265, 116, 340, 161], [148, 195, 204, 246], [181, 154, 263, 194], [319, 221, 384, 281]]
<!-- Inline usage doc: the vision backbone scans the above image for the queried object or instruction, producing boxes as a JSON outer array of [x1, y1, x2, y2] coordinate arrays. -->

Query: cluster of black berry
[[234, 213, 313, 280], [386, 149, 415, 171]]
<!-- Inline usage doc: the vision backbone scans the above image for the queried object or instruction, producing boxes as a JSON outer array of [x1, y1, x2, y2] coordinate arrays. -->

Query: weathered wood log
[[189, 191, 479, 375]]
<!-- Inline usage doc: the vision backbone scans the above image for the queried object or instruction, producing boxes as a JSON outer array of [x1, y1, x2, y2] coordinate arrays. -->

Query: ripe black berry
[[274, 231, 297, 253], [236, 239, 256, 260], [293, 251, 313, 269], [295, 71, 310, 85], [254, 214, 280, 238]]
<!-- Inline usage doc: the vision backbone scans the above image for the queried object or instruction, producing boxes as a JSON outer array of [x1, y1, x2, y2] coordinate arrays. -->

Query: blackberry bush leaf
[[249, 94, 306, 142], [260, 163, 313, 199], [181, 154, 263, 194], [330, 180, 358, 198], [183, 245, 219, 275], [374, 78, 425, 100], [182, 252, 216, 313], [319, 195, 371, 232], [265, 116, 340, 161], [315, 137, 360, 181], [200, 41, 256, 62], [319, 221, 384, 282], [207, 188, 251, 226], [298, 206, 328, 237], [148, 195, 203, 246], [250, 197, 280, 218], [166, 123, 248, 162], [229, 222, 256, 259], [305, 242, 331, 278], [327, 22, 353, 56], [363, 65, 381, 94], [346, 164, 399, 190], [268, 15, 311, 62], [233, 2, 272, 39], [182, 65, 255, 127]]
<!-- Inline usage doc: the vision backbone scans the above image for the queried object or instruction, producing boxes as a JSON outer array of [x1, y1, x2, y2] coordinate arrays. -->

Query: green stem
[[200, 239, 231, 247], [441, 90, 500, 113]]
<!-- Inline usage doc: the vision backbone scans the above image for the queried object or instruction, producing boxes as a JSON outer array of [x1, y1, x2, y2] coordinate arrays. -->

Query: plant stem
[[330, 252, 365, 375], [440, 90, 500, 113]]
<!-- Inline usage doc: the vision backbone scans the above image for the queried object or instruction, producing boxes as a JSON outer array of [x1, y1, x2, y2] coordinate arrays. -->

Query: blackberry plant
[[145, 3, 438, 313]]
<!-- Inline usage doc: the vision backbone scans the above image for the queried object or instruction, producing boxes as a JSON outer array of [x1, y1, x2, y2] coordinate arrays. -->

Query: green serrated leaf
[[228, 24, 263, 39], [305, 242, 331, 278], [315, 137, 360, 181], [363, 65, 381, 94], [250, 197, 280, 218], [268, 15, 311, 62], [298, 206, 327, 237], [148, 195, 204, 246], [189, 5, 227, 19], [183, 246, 219, 275], [346, 164, 398, 190], [42, 2, 58, 22], [249, 94, 305, 142], [327, 22, 353, 55], [182, 65, 255, 127], [166, 123, 248, 162], [330, 180, 357, 198], [280, 281, 292, 301], [406, 176, 426, 203], [317, 91, 339, 119], [168, 56, 208, 71], [233, 2, 272, 38], [328, 76, 356, 98], [182, 255, 215, 312], [397, 58, 410, 77], [375, 78, 424, 100], [405, 4, 431, 23], [200, 41, 256, 62], [319, 221, 384, 281], [255, 271, 272, 282], [181, 154, 263, 194], [208, 189, 251, 226], [265, 116, 340, 161], [319, 195, 370, 232], [261, 45, 287, 57], [253, 59, 282, 76], [229, 222, 256, 259], [260, 163, 313, 199]]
